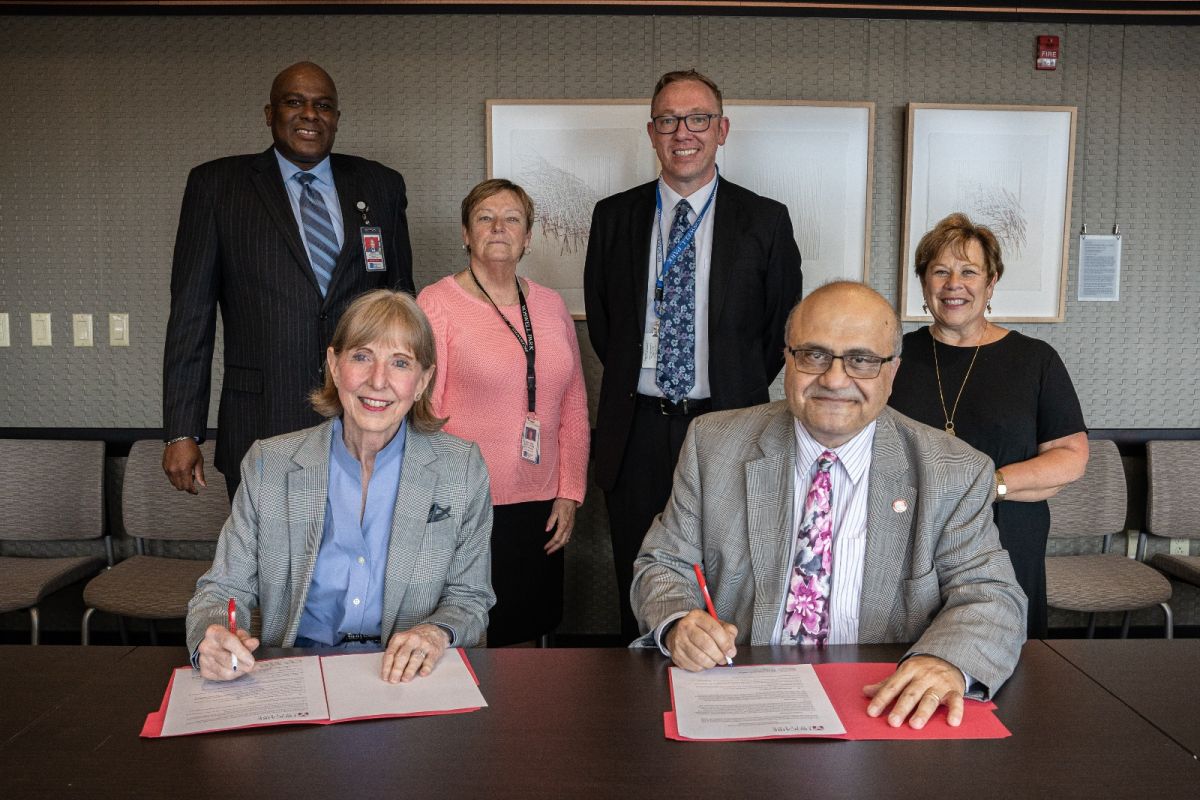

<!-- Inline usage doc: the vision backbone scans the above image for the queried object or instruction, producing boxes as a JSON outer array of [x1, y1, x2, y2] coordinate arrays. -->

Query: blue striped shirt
[[274, 149, 344, 253]]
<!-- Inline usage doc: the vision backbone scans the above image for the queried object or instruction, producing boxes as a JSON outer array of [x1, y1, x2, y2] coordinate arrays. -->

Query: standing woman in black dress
[[889, 212, 1089, 637]]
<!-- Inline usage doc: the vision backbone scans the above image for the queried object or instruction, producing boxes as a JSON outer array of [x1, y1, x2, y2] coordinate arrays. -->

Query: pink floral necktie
[[782, 450, 838, 646]]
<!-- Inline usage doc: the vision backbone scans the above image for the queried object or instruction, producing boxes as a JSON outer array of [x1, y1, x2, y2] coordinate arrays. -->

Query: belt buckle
[[659, 397, 687, 416]]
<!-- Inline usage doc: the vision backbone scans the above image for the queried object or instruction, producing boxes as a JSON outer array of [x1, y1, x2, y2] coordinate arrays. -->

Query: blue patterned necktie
[[656, 199, 696, 402], [295, 172, 339, 296]]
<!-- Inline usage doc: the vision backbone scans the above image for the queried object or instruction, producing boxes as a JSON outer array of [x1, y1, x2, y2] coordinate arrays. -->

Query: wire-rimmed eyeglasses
[[787, 347, 896, 379], [651, 113, 722, 135]]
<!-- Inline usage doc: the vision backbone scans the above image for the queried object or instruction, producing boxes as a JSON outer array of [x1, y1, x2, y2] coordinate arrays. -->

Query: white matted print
[[488, 100, 655, 316], [488, 99, 875, 317], [902, 104, 1077, 322], [718, 101, 874, 295]]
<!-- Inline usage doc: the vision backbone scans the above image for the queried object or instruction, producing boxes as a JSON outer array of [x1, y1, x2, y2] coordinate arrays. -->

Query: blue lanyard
[[654, 172, 719, 316]]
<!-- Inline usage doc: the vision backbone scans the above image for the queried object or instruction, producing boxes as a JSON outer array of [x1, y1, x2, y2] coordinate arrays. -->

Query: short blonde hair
[[460, 178, 535, 233], [310, 289, 445, 434]]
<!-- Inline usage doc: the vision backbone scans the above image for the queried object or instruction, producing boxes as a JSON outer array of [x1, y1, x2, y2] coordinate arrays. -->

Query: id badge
[[360, 227, 386, 272], [521, 416, 541, 464], [641, 320, 659, 369]]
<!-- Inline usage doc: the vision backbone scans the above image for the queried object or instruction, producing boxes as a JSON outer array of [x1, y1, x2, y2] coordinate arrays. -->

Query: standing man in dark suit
[[584, 69, 802, 641], [163, 62, 413, 500]]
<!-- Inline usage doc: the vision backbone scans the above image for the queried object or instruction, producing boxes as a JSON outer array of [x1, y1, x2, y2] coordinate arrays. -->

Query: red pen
[[692, 563, 733, 666], [227, 597, 238, 672]]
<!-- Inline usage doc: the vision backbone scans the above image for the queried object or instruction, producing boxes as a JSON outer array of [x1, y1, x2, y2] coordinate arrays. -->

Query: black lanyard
[[470, 269, 536, 414]]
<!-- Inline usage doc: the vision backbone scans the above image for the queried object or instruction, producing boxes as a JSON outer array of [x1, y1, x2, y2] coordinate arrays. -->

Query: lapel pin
[[892, 499, 908, 513]]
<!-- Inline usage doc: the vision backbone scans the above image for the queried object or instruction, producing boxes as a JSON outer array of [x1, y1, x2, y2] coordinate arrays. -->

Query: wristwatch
[[994, 469, 1008, 501]]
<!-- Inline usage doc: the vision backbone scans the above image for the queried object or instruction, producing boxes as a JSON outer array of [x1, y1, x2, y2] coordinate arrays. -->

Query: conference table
[[1, 641, 1197, 798], [1046, 639, 1200, 760]]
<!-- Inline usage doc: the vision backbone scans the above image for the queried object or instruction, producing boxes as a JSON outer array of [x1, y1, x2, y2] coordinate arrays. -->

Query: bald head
[[265, 62, 340, 169], [783, 281, 902, 448]]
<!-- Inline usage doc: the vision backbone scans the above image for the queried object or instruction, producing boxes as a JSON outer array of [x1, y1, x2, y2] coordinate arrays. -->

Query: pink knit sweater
[[418, 275, 589, 506]]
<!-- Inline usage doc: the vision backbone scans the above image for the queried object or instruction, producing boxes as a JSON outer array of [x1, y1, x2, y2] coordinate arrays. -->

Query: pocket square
[[427, 503, 451, 523]]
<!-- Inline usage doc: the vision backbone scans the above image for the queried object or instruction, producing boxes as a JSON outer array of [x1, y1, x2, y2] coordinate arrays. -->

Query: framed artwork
[[488, 99, 875, 317], [901, 103, 1078, 322]]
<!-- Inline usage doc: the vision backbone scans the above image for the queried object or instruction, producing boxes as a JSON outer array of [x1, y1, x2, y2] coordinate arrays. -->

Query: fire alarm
[[1036, 35, 1060, 70]]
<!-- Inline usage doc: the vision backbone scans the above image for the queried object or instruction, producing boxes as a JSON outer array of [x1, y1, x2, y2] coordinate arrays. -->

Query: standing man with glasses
[[163, 61, 413, 501], [632, 281, 1026, 729], [585, 69, 802, 642]]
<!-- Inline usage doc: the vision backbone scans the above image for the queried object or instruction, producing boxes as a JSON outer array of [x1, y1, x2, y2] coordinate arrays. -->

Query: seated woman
[[186, 289, 495, 683]]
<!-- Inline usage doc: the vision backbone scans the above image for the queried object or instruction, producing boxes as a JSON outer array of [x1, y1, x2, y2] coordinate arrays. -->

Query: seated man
[[631, 281, 1026, 729]]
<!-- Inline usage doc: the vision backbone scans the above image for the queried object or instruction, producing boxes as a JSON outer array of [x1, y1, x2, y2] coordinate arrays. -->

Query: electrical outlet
[[31, 313, 52, 346], [109, 313, 130, 346], [73, 314, 94, 347], [0, 313, 9, 347], [1170, 540, 1190, 556]]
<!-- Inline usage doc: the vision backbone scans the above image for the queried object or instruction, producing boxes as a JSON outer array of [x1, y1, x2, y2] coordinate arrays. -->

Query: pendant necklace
[[931, 322, 986, 437]]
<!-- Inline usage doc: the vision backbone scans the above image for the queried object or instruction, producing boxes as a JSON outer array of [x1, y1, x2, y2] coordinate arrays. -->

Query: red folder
[[664, 661, 1011, 742]]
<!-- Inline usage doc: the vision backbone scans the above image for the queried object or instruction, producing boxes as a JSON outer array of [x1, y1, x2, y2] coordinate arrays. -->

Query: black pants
[[604, 402, 705, 643], [488, 499, 563, 647]]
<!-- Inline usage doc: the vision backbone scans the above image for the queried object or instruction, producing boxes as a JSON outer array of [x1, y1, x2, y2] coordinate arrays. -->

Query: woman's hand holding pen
[[197, 623, 260, 681]]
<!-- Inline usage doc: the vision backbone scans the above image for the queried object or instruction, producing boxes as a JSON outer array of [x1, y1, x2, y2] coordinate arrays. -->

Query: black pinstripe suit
[[162, 147, 413, 481]]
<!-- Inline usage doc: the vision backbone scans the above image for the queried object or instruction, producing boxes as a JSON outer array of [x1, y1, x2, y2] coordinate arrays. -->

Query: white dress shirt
[[637, 174, 718, 399], [772, 420, 876, 645]]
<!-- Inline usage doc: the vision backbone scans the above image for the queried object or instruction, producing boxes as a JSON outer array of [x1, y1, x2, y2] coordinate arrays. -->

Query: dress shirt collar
[[274, 149, 335, 191], [656, 171, 718, 217], [793, 418, 876, 486]]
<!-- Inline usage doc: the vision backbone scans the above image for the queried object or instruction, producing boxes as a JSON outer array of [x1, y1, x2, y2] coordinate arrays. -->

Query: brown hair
[[460, 178, 535, 234], [914, 212, 1005, 286], [310, 289, 445, 434], [652, 69, 724, 113]]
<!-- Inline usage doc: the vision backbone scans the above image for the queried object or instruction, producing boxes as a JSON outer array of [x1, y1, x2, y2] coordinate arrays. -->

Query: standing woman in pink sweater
[[418, 179, 589, 647]]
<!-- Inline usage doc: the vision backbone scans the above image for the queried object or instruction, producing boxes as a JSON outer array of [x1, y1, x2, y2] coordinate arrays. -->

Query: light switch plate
[[31, 313, 52, 346], [109, 313, 130, 346], [73, 313, 94, 347], [0, 313, 9, 347]]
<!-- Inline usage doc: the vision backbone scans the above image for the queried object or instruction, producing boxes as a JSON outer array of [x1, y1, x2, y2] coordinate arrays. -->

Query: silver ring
[[414, 650, 426, 659]]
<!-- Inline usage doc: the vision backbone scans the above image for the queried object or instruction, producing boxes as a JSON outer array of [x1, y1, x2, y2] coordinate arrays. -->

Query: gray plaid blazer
[[186, 419, 495, 654], [631, 403, 1027, 696]]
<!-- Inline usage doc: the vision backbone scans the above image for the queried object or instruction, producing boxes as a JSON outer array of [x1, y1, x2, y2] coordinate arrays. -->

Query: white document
[[157, 650, 485, 737], [671, 663, 845, 739], [321, 649, 487, 720], [161, 656, 328, 736], [1077, 234, 1122, 301]]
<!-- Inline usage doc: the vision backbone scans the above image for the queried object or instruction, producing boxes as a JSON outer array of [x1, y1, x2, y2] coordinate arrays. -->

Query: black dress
[[888, 327, 1087, 637]]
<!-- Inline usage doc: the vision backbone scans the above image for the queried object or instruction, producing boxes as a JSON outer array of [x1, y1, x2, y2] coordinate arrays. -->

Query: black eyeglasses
[[787, 347, 896, 379], [651, 113, 722, 135]]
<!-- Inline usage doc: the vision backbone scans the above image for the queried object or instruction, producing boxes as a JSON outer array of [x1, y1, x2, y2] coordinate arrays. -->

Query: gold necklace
[[931, 324, 986, 437]]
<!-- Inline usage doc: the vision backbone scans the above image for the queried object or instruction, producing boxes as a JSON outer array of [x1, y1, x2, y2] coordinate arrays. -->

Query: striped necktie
[[295, 172, 339, 296], [781, 450, 838, 646]]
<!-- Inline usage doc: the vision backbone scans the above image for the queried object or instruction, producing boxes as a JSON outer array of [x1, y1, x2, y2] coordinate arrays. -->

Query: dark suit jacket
[[163, 148, 413, 476], [583, 178, 802, 490]]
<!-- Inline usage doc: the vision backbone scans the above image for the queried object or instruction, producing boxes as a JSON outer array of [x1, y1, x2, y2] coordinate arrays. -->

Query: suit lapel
[[283, 421, 334, 644], [707, 179, 737, 340], [381, 428, 438, 639], [858, 410, 918, 643], [327, 155, 361, 302], [745, 404, 796, 643], [250, 148, 320, 294], [630, 182, 657, 330]]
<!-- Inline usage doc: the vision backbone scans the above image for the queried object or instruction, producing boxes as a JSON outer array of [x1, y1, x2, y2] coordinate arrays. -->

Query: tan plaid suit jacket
[[631, 403, 1027, 697], [186, 420, 494, 654]]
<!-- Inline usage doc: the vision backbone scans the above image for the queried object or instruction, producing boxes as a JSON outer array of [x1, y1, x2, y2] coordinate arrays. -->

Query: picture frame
[[487, 99, 875, 317], [901, 103, 1078, 322]]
